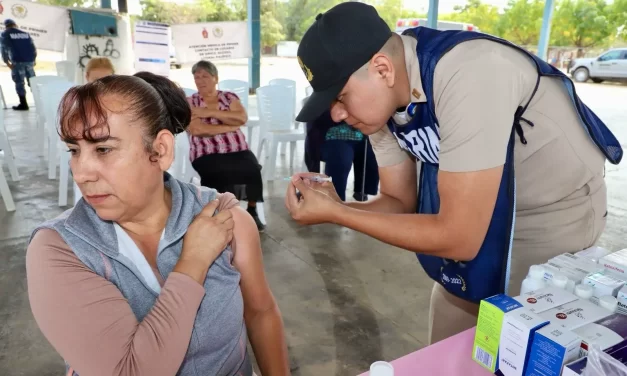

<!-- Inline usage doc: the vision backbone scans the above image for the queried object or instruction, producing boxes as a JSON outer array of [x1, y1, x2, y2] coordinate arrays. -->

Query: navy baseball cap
[[4, 19, 16, 27], [295, 2, 392, 122]]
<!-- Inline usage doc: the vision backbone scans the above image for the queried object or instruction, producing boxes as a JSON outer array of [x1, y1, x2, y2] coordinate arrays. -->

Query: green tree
[[367, 0, 403, 30], [260, 0, 285, 47], [608, 0, 627, 40], [498, 0, 545, 45], [448, 0, 502, 35], [37, 0, 93, 8], [550, 0, 613, 52]]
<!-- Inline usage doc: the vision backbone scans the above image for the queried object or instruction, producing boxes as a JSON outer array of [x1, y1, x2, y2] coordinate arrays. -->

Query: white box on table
[[583, 271, 625, 303], [524, 325, 581, 376], [549, 254, 604, 275], [600, 248, 627, 278], [498, 308, 549, 376], [572, 313, 627, 357], [538, 299, 613, 330], [576, 246, 611, 263], [514, 286, 578, 314]]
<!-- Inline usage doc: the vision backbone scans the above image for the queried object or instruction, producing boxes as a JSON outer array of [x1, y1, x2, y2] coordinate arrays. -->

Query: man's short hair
[[4, 19, 16, 27]]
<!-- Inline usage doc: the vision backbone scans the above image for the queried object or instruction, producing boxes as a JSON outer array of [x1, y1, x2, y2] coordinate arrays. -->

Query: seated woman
[[85, 57, 115, 83], [26, 72, 289, 376], [187, 60, 266, 231]]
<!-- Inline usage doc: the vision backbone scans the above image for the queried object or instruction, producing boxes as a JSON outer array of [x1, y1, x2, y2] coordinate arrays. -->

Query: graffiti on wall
[[77, 36, 121, 68]]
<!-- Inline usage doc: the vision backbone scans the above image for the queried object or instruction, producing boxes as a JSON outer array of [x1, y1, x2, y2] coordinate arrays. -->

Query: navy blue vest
[[1, 28, 36, 62], [388, 27, 622, 303]]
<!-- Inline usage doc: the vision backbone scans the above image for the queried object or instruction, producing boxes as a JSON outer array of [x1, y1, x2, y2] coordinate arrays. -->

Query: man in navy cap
[[1, 19, 37, 110], [285, 2, 622, 344]]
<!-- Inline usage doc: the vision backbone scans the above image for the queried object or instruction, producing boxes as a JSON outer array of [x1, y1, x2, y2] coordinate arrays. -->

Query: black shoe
[[12, 95, 28, 111], [247, 207, 266, 232], [353, 192, 368, 202], [251, 214, 266, 232]]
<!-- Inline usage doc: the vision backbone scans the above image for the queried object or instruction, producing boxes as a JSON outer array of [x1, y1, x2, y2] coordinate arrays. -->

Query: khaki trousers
[[427, 178, 607, 345]]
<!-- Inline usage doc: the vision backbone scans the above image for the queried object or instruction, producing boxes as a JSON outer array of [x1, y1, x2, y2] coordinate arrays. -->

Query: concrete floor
[[1, 77, 627, 375]]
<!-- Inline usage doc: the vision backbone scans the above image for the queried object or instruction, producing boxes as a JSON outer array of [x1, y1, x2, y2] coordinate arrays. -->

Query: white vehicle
[[395, 18, 479, 34], [570, 48, 627, 83]]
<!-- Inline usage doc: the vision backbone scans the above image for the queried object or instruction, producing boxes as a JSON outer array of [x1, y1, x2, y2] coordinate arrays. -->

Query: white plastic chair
[[269, 78, 298, 156], [30, 75, 71, 150], [56, 60, 77, 83], [0, 158, 15, 211], [0, 105, 19, 182], [0, 105, 17, 212], [182, 87, 197, 97], [39, 81, 75, 206], [219, 79, 259, 148], [168, 132, 199, 184], [0, 85, 7, 109], [256, 85, 305, 181]]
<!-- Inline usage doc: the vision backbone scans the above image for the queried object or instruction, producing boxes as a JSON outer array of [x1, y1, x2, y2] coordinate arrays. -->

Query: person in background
[[0, 19, 36, 111], [187, 60, 266, 232], [26, 72, 289, 376], [85, 57, 114, 83], [308, 109, 379, 201]]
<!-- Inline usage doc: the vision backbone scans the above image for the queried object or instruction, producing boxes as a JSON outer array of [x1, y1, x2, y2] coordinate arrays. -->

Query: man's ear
[[371, 54, 396, 87]]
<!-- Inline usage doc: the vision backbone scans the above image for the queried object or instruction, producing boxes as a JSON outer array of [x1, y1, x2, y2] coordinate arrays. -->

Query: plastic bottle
[[575, 284, 594, 300], [520, 265, 547, 294], [370, 361, 394, 376], [599, 295, 618, 312], [551, 273, 569, 290]]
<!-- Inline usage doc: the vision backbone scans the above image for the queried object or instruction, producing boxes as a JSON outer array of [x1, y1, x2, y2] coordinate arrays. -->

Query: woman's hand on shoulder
[[178, 200, 234, 284]]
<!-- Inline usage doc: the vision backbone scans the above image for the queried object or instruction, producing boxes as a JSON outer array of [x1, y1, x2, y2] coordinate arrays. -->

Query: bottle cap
[[529, 265, 545, 280], [575, 284, 594, 299], [370, 361, 394, 376], [599, 295, 618, 312], [551, 273, 569, 289]]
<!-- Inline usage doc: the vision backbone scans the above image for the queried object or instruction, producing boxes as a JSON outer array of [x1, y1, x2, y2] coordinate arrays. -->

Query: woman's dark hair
[[58, 72, 191, 160]]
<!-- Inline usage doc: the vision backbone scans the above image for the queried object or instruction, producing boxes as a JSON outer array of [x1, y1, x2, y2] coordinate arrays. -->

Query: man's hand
[[284, 173, 344, 225], [6, 62, 12, 69]]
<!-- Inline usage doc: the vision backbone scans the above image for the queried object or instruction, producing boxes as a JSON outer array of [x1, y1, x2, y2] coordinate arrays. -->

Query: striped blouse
[[187, 90, 249, 161]]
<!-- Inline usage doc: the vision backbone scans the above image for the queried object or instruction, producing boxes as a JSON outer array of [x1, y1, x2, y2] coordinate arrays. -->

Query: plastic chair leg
[[0, 85, 6, 109], [0, 163, 15, 211], [48, 139, 57, 179], [289, 141, 297, 171], [264, 138, 279, 181], [280, 142, 287, 156], [0, 129, 19, 181], [247, 127, 254, 149], [58, 148, 69, 206]]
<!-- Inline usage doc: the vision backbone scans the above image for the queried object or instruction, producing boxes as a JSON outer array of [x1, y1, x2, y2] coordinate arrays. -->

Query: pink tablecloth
[[358, 327, 492, 376]]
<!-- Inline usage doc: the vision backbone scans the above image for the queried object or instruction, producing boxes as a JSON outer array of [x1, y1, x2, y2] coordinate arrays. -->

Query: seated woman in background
[[84, 57, 114, 83], [26, 72, 290, 376], [187, 60, 266, 231]]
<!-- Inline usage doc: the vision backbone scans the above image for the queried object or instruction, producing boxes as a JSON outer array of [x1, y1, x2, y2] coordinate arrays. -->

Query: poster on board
[[0, 0, 69, 52], [171, 21, 251, 64], [134, 20, 170, 77]]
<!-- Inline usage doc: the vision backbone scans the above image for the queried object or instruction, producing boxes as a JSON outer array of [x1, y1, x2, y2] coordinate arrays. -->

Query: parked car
[[570, 48, 627, 83], [170, 53, 182, 69]]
